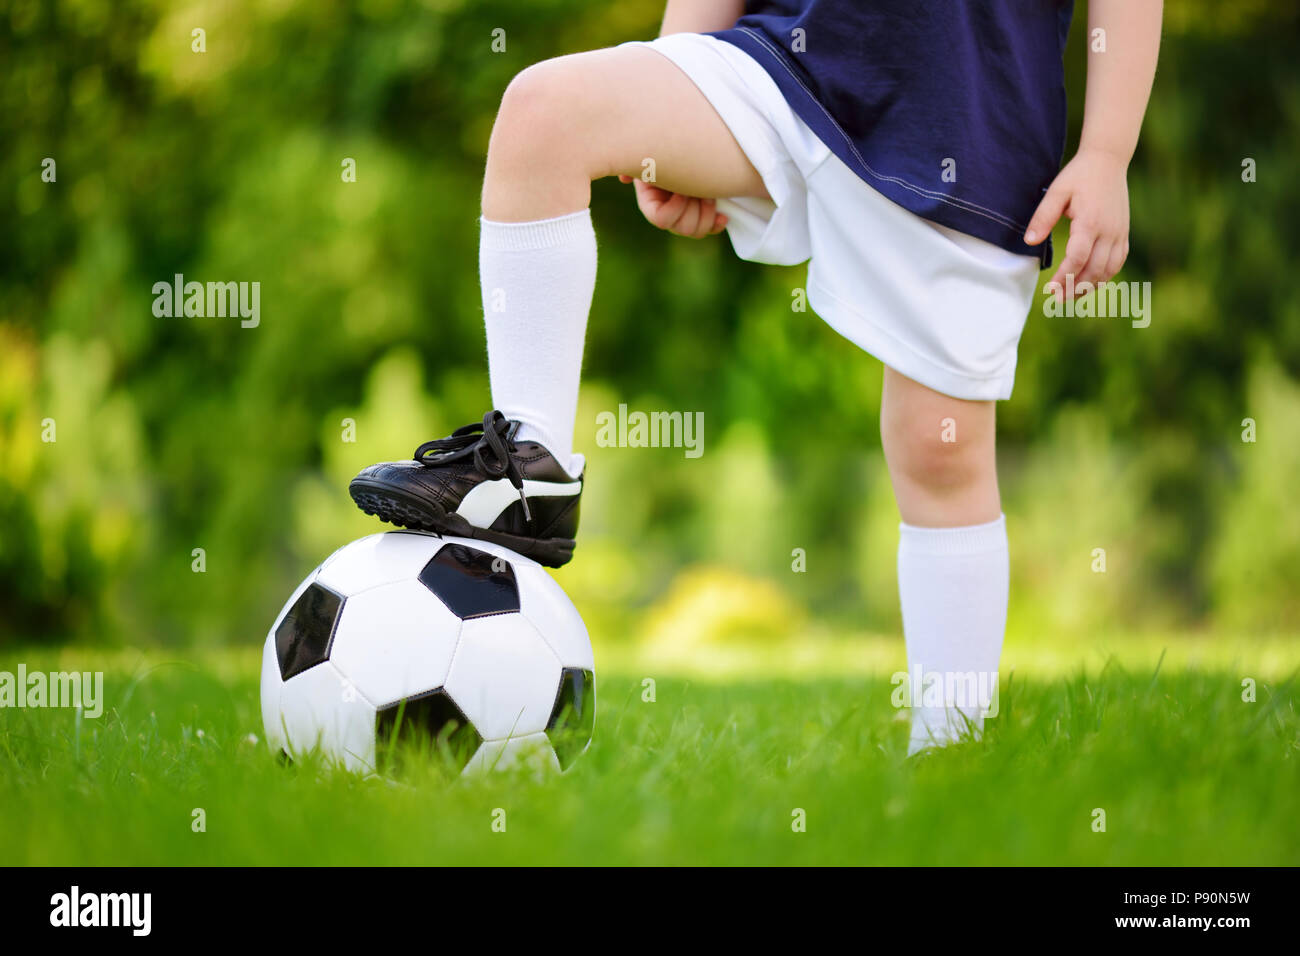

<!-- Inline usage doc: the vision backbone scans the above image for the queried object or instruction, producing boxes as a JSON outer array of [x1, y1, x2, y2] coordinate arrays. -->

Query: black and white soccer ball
[[260, 531, 595, 775]]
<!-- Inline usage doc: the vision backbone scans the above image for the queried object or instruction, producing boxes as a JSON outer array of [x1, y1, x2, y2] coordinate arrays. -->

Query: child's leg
[[880, 367, 1009, 754], [478, 47, 768, 473]]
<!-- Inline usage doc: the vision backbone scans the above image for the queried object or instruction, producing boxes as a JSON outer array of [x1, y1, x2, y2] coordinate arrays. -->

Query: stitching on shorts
[[736, 27, 1028, 233]]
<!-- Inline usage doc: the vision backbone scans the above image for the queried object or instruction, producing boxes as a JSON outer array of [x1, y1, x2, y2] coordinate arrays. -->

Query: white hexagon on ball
[[444, 613, 562, 740], [328, 579, 462, 709]]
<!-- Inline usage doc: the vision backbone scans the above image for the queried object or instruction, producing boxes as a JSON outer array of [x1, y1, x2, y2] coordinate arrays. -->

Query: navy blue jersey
[[712, 0, 1075, 265]]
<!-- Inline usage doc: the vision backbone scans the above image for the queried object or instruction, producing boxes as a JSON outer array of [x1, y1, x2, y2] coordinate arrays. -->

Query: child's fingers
[[688, 199, 719, 238], [1105, 241, 1128, 280], [648, 190, 688, 230], [633, 187, 729, 238], [634, 180, 672, 204], [672, 199, 703, 237], [1075, 239, 1114, 289], [1025, 183, 1069, 245], [698, 204, 729, 237], [1048, 228, 1096, 297], [619, 174, 633, 184]]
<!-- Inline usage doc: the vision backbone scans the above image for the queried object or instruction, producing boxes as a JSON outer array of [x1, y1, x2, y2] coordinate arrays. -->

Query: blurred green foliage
[[1, 0, 1297, 647]]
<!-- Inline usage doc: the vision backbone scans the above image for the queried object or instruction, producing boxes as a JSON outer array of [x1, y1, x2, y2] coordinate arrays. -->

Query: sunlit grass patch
[[0, 638, 1296, 865]]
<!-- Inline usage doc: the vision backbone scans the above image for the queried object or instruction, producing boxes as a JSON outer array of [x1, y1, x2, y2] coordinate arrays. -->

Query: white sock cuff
[[899, 514, 1007, 556], [480, 209, 594, 252]]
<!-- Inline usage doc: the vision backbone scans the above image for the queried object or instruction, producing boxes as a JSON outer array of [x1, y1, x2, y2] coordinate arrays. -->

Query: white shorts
[[628, 33, 1042, 401]]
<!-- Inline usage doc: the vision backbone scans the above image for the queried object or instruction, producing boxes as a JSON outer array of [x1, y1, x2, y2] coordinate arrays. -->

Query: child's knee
[[883, 423, 991, 496], [494, 58, 590, 158]]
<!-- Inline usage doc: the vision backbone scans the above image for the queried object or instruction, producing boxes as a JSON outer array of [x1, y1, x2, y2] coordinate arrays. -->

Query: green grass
[[0, 640, 1297, 865]]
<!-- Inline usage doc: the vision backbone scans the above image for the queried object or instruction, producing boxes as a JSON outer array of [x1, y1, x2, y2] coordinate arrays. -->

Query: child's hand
[[619, 175, 729, 239], [1024, 148, 1131, 299]]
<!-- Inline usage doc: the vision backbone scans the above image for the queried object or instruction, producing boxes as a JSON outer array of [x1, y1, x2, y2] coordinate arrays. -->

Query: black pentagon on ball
[[375, 688, 483, 773], [418, 543, 520, 619], [545, 668, 596, 771], [275, 582, 344, 680]]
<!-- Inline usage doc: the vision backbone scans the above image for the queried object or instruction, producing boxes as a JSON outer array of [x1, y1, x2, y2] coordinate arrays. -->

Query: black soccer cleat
[[349, 411, 583, 568]]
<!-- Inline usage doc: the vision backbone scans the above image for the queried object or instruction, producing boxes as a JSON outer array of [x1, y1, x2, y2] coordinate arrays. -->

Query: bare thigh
[[483, 45, 769, 221]]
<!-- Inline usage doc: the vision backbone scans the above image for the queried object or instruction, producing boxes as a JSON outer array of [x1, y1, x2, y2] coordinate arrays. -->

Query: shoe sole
[[348, 478, 577, 569]]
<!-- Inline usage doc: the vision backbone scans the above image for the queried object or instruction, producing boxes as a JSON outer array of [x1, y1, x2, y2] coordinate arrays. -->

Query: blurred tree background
[[1, 0, 1297, 649]]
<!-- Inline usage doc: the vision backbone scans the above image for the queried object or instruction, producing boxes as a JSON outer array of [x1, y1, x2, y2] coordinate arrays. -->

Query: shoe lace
[[413, 410, 532, 521]]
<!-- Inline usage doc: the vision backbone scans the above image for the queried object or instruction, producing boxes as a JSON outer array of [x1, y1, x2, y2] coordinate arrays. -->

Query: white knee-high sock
[[480, 209, 596, 478], [897, 515, 1009, 755]]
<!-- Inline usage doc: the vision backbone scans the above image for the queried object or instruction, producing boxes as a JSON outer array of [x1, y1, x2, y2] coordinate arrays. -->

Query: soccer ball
[[260, 531, 595, 775]]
